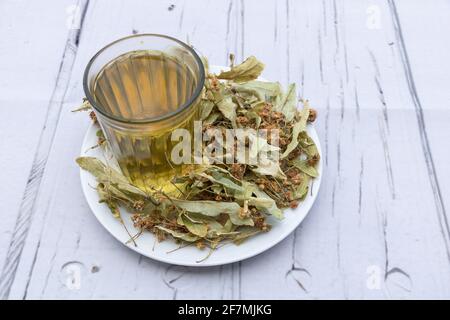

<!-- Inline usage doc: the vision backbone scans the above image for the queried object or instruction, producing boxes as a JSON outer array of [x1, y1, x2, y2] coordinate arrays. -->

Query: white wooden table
[[1, 0, 450, 299]]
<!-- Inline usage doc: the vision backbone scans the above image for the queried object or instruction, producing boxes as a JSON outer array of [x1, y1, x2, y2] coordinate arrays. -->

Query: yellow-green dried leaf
[[280, 103, 310, 159], [293, 173, 310, 199], [179, 214, 208, 237], [183, 212, 228, 238], [276, 83, 297, 121], [217, 56, 264, 83], [171, 199, 254, 226], [232, 227, 261, 245], [203, 111, 221, 126], [155, 226, 200, 242], [292, 159, 319, 178], [232, 80, 281, 102], [172, 199, 238, 216], [97, 184, 121, 220], [195, 172, 244, 193], [298, 132, 319, 157], [251, 159, 286, 180], [76, 157, 147, 198], [217, 95, 237, 126], [250, 189, 284, 219], [200, 100, 215, 120]]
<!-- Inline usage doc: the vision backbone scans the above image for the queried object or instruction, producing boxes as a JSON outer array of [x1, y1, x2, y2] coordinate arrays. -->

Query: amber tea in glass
[[83, 34, 204, 192]]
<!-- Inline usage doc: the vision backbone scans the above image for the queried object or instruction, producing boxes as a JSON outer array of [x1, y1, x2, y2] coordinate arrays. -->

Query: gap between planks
[[0, 0, 91, 299]]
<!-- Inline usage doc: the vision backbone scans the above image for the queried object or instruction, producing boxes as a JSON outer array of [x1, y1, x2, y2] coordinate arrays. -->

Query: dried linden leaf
[[76, 157, 148, 198], [298, 131, 319, 157], [195, 172, 244, 193], [251, 159, 286, 180], [170, 199, 254, 226], [292, 159, 319, 178], [217, 95, 237, 126], [293, 173, 310, 200], [217, 56, 265, 83], [250, 189, 284, 219], [276, 83, 297, 121], [281, 102, 310, 159], [155, 226, 200, 242], [179, 214, 208, 238], [232, 81, 281, 102], [200, 100, 215, 120], [232, 227, 261, 245]]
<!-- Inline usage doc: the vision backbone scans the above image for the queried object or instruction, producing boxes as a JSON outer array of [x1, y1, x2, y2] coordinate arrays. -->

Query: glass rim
[[83, 33, 205, 124]]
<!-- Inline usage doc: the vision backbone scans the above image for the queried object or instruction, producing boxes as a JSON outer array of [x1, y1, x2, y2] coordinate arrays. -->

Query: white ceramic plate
[[79, 66, 323, 267]]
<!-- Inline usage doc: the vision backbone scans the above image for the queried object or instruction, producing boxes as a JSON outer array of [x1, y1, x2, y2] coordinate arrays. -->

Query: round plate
[[79, 66, 323, 267]]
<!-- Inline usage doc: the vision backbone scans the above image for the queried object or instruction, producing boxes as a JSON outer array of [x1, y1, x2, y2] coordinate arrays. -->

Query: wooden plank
[[0, 0, 84, 298], [239, 0, 450, 299], [8, 0, 239, 299], [390, 0, 450, 261]]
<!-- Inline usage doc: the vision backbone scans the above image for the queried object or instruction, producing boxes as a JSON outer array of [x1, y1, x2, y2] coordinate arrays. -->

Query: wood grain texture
[[1, 0, 450, 299], [0, 0, 87, 298]]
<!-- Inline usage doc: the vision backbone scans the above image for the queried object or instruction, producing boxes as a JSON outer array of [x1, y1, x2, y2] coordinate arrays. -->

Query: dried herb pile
[[76, 55, 320, 253]]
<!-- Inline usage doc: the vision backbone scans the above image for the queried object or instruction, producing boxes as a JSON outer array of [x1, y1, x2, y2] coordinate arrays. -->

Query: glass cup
[[83, 34, 205, 192]]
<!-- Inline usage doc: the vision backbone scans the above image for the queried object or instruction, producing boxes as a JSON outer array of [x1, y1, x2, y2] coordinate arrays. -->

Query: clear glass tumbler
[[83, 34, 205, 192]]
